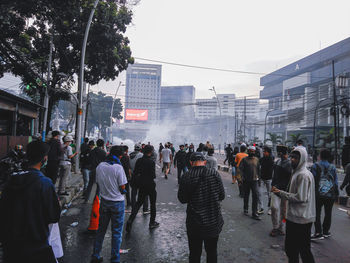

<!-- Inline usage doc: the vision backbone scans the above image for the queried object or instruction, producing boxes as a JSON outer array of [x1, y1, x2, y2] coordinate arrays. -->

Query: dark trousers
[[85, 169, 97, 201], [315, 197, 334, 234], [285, 220, 315, 263], [128, 186, 157, 224], [46, 161, 59, 185], [125, 183, 131, 206], [177, 166, 187, 183], [243, 181, 259, 216], [131, 185, 149, 212], [3, 245, 57, 263], [187, 234, 218, 263]]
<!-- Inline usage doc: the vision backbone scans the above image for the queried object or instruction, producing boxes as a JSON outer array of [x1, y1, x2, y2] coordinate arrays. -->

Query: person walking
[[239, 146, 261, 220], [158, 143, 164, 154], [174, 145, 188, 183], [186, 144, 195, 169], [46, 130, 63, 185], [231, 146, 239, 184], [270, 145, 292, 237], [91, 146, 128, 263], [258, 146, 274, 215], [272, 146, 316, 263], [235, 145, 248, 197], [160, 144, 172, 179], [310, 148, 339, 240], [126, 145, 160, 233], [81, 137, 90, 154], [80, 140, 95, 193], [0, 140, 61, 263], [206, 148, 218, 171], [224, 144, 233, 165], [85, 139, 106, 201], [121, 145, 132, 208], [340, 164, 350, 196], [58, 135, 78, 195], [178, 152, 225, 263], [129, 144, 149, 213]]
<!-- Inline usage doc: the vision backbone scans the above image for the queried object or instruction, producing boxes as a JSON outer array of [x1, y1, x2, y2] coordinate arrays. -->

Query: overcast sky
[[86, 0, 350, 100]]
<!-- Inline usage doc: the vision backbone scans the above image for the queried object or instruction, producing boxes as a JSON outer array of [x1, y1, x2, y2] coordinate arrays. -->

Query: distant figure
[[160, 144, 172, 179], [206, 148, 218, 171], [174, 145, 188, 183], [258, 146, 274, 215], [46, 130, 63, 184], [341, 136, 350, 169], [158, 143, 164, 154]]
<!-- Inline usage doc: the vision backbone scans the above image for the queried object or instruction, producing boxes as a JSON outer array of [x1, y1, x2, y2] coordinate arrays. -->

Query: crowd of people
[[0, 133, 348, 263]]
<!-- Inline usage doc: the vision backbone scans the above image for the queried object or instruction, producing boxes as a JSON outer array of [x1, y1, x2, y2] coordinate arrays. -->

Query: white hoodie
[[279, 146, 316, 224]]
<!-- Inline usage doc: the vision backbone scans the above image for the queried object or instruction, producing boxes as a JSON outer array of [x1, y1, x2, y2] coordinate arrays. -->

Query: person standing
[[0, 140, 61, 263], [340, 163, 350, 196], [235, 145, 248, 197], [81, 137, 89, 154], [160, 144, 172, 179], [178, 152, 225, 263], [58, 136, 78, 195], [272, 147, 316, 263], [80, 140, 95, 193], [85, 139, 107, 201], [91, 146, 128, 263], [158, 143, 164, 154], [270, 145, 292, 237], [121, 145, 132, 208], [258, 146, 274, 215], [174, 145, 188, 183], [239, 146, 261, 220], [224, 144, 233, 165], [129, 144, 149, 213], [46, 130, 63, 185], [231, 146, 239, 184], [186, 144, 195, 169], [126, 145, 159, 233], [206, 148, 218, 171], [310, 149, 339, 240]]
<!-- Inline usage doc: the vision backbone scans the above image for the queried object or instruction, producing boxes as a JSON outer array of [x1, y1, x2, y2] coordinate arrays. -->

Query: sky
[[91, 0, 350, 101]]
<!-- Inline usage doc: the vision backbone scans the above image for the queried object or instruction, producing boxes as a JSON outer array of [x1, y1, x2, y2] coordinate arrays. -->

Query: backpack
[[316, 163, 335, 198]]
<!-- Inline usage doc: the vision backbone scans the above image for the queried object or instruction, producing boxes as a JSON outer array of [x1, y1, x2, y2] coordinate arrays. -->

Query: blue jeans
[[81, 168, 90, 190], [92, 199, 125, 263]]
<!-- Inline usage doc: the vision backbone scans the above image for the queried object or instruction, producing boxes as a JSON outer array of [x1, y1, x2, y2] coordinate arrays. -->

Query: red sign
[[125, 109, 148, 121]]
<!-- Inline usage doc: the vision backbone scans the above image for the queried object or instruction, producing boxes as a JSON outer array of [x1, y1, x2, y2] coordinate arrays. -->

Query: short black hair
[[320, 148, 331, 161], [143, 145, 153, 154], [240, 145, 246, 152], [52, 130, 60, 137], [84, 137, 89, 143], [26, 141, 50, 165], [296, 139, 303, 145], [208, 148, 214, 155], [263, 146, 272, 154], [122, 145, 128, 151], [110, 146, 124, 157], [96, 139, 104, 147], [277, 145, 288, 155], [190, 152, 206, 162], [88, 140, 95, 146]]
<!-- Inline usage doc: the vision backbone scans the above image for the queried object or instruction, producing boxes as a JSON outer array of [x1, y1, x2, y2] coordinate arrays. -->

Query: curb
[[58, 172, 83, 208]]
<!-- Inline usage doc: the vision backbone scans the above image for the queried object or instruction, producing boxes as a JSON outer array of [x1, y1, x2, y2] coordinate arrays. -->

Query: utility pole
[[42, 34, 54, 141], [75, 0, 100, 173], [84, 84, 90, 138], [110, 81, 123, 143], [243, 96, 246, 142], [332, 60, 338, 165]]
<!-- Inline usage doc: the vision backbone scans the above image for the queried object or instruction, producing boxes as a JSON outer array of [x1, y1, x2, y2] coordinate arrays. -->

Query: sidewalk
[[56, 171, 84, 208]]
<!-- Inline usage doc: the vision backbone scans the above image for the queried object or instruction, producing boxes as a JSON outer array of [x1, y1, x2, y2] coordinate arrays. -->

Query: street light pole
[[75, 0, 100, 173], [109, 81, 123, 143], [264, 109, 274, 143], [209, 87, 222, 153]]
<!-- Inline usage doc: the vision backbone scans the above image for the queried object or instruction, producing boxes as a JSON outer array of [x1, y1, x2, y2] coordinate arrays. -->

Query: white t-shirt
[[161, 148, 172, 163], [60, 145, 73, 165], [96, 162, 128, 202]]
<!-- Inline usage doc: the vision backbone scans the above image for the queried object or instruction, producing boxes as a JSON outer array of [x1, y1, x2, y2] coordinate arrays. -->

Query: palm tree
[[286, 133, 307, 146], [265, 132, 283, 151]]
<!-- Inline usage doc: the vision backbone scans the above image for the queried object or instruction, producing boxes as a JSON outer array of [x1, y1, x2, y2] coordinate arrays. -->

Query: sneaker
[[311, 233, 324, 240], [90, 256, 103, 263], [277, 229, 285, 236], [149, 221, 160, 229], [252, 215, 262, 221], [143, 210, 150, 215], [323, 232, 331, 238], [125, 221, 132, 233], [244, 210, 249, 216], [165, 175, 168, 179], [270, 229, 278, 237], [267, 209, 271, 215], [257, 209, 264, 215]]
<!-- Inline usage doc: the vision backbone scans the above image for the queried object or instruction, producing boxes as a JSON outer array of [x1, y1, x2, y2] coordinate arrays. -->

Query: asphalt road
[[57, 161, 350, 263]]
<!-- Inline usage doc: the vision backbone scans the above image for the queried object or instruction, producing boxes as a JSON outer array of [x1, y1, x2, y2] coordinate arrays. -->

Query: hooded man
[[272, 146, 316, 263], [0, 141, 61, 263]]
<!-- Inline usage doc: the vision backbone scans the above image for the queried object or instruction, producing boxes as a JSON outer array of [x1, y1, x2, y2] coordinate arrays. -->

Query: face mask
[[41, 158, 48, 168]]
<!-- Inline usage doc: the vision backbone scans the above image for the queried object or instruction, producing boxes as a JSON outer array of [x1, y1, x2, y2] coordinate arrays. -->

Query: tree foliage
[[286, 133, 307, 146], [87, 91, 123, 138], [0, 0, 133, 128], [265, 132, 282, 150]]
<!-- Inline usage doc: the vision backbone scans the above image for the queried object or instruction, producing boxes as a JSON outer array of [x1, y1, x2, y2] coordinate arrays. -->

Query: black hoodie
[[0, 169, 60, 249]]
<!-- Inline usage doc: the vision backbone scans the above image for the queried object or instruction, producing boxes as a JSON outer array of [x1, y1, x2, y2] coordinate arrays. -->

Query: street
[[58, 162, 350, 263]]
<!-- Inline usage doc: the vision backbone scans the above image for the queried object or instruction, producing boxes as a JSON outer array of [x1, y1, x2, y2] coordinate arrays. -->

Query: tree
[[0, 0, 133, 129], [265, 132, 282, 150], [286, 133, 307, 146], [87, 91, 123, 138]]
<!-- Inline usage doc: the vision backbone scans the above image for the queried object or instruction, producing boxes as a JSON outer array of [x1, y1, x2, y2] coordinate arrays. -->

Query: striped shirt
[[178, 166, 225, 238]]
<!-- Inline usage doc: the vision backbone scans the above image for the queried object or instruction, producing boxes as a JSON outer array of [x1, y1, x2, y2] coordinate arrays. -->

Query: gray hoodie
[[278, 146, 316, 224]]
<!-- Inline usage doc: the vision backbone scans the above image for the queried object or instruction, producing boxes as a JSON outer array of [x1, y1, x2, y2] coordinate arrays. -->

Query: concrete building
[[125, 63, 162, 123], [195, 98, 218, 119], [260, 37, 350, 143], [160, 85, 195, 122], [217, 94, 236, 116]]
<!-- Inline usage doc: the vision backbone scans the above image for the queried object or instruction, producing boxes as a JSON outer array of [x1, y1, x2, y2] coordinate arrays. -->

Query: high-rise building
[[195, 98, 218, 119], [125, 63, 162, 123], [160, 86, 195, 122]]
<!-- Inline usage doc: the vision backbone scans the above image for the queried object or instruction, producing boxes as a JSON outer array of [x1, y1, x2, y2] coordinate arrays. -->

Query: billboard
[[125, 109, 148, 121]]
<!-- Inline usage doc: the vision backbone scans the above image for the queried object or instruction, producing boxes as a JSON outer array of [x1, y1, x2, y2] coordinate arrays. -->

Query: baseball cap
[[64, 135, 73, 142]]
